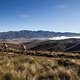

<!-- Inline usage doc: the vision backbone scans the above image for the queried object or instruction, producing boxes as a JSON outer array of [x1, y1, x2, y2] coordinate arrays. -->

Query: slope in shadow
[[30, 39, 77, 52]]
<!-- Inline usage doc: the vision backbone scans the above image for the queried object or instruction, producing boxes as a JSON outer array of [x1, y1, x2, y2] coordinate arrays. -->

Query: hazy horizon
[[0, 29, 80, 33], [0, 0, 80, 33]]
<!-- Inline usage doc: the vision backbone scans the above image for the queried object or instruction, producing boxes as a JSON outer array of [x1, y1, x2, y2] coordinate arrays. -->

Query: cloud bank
[[48, 36, 80, 40], [54, 5, 67, 9], [19, 14, 30, 18]]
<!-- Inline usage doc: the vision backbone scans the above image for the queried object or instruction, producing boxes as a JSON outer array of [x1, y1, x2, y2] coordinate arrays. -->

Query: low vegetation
[[0, 51, 80, 80]]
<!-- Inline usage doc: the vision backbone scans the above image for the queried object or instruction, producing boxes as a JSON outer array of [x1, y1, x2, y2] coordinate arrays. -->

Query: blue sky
[[0, 0, 80, 32]]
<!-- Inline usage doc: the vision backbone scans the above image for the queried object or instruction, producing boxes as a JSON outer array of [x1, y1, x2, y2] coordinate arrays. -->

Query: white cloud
[[48, 36, 80, 40], [19, 14, 30, 18], [54, 5, 67, 9]]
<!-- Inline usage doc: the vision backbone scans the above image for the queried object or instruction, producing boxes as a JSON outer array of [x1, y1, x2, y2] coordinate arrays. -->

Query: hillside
[[0, 38, 80, 53], [0, 51, 79, 80], [29, 38, 80, 53], [0, 38, 80, 80]]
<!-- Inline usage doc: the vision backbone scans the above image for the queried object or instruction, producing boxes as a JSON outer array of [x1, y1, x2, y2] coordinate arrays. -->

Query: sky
[[0, 0, 80, 33]]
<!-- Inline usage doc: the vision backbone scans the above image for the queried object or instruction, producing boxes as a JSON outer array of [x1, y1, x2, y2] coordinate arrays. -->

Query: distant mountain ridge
[[0, 30, 80, 39]]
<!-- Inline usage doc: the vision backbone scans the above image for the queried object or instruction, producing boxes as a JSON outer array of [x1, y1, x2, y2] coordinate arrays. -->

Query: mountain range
[[0, 30, 80, 39]]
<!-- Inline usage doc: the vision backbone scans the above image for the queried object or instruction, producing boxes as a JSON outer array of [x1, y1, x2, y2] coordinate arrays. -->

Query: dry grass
[[0, 51, 79, 80]]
